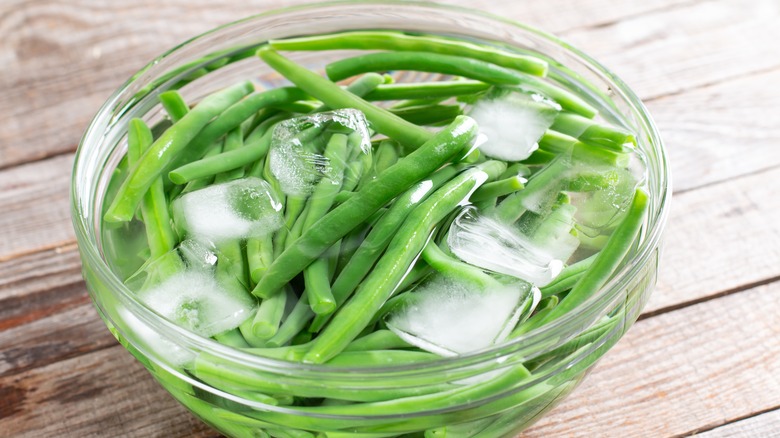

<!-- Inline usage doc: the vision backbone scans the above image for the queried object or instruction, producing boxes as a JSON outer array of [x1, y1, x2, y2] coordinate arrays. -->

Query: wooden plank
[[2, 275, 777, 436], [0, 154, 74, 259], [646, 165, 780, 314], [647, 68, 780, 193], [0, 0, 740, 169], [696, 408, 780, 437], [524, 281, 780, 437], [0, 344, 217, 437], [564, 0, 780, 101]]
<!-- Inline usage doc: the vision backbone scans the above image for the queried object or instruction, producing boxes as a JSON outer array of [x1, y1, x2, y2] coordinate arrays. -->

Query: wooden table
[[2, 0, 779, 436]]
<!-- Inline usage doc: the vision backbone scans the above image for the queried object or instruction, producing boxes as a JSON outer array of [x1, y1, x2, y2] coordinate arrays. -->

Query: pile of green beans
[[103, 30, 649, 437]]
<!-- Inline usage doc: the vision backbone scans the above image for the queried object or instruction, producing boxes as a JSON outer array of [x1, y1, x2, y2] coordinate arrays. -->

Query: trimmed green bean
[[105, 81, 254, 222], [309, 165, 459, 333], [364, 80, 490, 101], [270, 30, 548, 76], [390, 104, 462, 126], [304, 161, 504, 363], [258, 49, 433, 149], [252, 116, 479, 300], [251, 286, 289, 339], [325, 52, 597, 117], [469, 175, 525, 202], [159, 90, 190, 122], [535, 189, 648, 326]]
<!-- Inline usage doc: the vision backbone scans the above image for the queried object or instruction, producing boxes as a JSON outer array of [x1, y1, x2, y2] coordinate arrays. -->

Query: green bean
[[159, 90, 190, 122], [180, 142, 223, 194], [325, 52, 597, 117], [127, 119, 152, 164], [294, 365, 530, 416], [469, 175, 525, 202], [373, 139, 400, 176], [363, 80, 490, 101], [343, 330, 411, 352], [269, 30, 548, 76], [551, 112, 635, 150], [251, 286, 289, 339], [509, 296, 558, 338], [213, 328, 251, 349], [127, 119, 177, 259], [105, 81, 254, 222], [214, 127, 245, 183], [252, 116, 479, 300], [304, 257, 337, 315], [169, 118, 279, 184], [172, 86, 311, 169], [534, 189, 648, 326], [420, 241, 501, 289], [302, 133, 349, 230], [258, 49, 433, 149], [308, 165, 459, 333], [390, 104, 462, 126], [265, 294, 313, 348], [304, 161, 504, 363], [492, 191, 527, 224]]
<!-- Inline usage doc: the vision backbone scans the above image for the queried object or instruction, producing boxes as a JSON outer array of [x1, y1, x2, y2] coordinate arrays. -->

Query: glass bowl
[[71, 2, 671, 437]]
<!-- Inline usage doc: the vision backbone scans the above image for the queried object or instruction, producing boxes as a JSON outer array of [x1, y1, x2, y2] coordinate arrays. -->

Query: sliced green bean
[[325, 52, 597, 117], [270, 30, 548, 76], [304, 258, 337, 315], [105, 81, 254, 222], [251, 287, 289, 339]]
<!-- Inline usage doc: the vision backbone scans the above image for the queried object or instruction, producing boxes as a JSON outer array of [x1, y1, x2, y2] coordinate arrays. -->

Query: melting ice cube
[[136, 270, 255, 338], [448, 207, 565, 286], [172, 177, 283, 243], [569, 149, 648, 235], [469, 91, 559, 162], [269, 109, 371, 196], [386, 274, 533, 356]]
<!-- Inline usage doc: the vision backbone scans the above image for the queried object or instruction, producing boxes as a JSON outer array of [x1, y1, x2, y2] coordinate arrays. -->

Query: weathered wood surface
[[1, 0, 779, 436]]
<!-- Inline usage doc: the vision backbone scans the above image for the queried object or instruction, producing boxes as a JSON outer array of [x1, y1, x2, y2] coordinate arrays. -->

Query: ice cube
[[469, 91, 559, 162], [386, 274, 532, 356], [447, 207, 564, 286], [269, 109, 371, 196], [172, 177, 283, 243], [136, 270, 255, 338], [568, 149, 647, 235]]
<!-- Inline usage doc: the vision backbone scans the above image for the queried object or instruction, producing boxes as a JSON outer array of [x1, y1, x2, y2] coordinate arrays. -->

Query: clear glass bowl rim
[[71, 0, 672, 377]]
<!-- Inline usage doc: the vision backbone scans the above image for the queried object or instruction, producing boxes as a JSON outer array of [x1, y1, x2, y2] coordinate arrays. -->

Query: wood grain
[[524, 281, 780, 437], [565, 0, 780, 101], [695, 408, 780, 437], [0, 0, 761, 169], [0, 344, 216, 437]]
